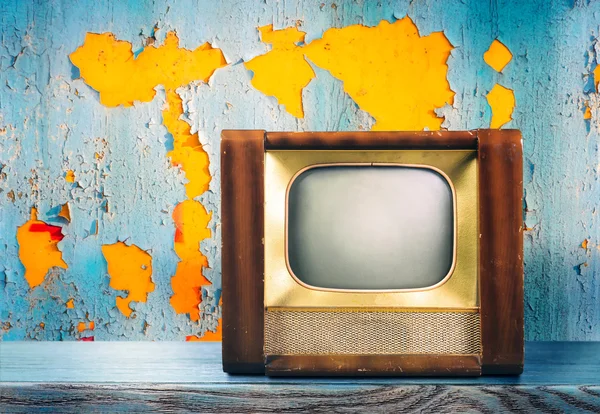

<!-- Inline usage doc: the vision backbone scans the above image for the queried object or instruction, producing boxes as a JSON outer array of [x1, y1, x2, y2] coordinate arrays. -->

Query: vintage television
[[221, 130, 523, 376]]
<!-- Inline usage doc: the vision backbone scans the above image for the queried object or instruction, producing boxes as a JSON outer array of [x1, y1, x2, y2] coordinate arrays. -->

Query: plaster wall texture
[[0, 0, 598, 341]]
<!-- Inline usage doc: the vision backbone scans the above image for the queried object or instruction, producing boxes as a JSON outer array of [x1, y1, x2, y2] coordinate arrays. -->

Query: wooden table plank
[[2, 383, 600, 413], [1, 342, 599, 413], [1, 341, 599, 385]]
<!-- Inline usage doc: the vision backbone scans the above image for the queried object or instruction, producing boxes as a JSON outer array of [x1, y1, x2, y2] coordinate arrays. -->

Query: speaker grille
[[265, 309, 481, 355]]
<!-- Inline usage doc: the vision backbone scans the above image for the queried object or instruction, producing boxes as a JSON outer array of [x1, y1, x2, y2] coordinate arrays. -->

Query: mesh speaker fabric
[[265, 309, 481, 355]]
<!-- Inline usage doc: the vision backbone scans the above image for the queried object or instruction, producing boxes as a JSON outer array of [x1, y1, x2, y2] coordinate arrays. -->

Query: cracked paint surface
[[70, 30, 225, 333], [0, 0, 599, 342]]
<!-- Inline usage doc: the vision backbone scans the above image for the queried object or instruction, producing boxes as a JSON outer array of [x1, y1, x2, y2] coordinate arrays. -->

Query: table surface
[[1, 341, 600, 413]]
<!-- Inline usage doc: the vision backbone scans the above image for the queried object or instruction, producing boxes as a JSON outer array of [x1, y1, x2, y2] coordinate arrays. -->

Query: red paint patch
[[79, 336, 95, 341], [29, 223, 64, 241]]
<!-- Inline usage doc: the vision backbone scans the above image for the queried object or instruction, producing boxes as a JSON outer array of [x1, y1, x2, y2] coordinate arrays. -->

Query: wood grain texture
[[265, 131, 479, 150], [2, 384, 599, 413], [478, 129, 524, 375], [220, 130, 266, 374], [265, 354, 481, 377]]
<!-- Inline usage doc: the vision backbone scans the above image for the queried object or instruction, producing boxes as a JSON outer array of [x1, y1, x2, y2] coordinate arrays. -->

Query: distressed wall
[[0, 0, 598, 341]]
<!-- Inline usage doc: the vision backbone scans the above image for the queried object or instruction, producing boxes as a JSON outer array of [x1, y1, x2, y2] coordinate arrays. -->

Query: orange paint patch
[[584, 102, 592, 120], [39, 322, 45, 329], [58, 203, 71, 222], [163, 90, 211, 199], [66, 298, 75, 309], [594, 65, 600, 92], [69, 31, 226, 107], [246, 17, 455, 130], [170, 200, 212, 321], [582, 239, 589, 249], [483, 39, 513, 73], [245, 25, 316, 118], [16, 208, 68, 288], [77, 321, 95, 332], [102, 242, 155, 317], [185, 321, 222, 341], [65, 170, 75, 183], [486, 83, 515, 128]]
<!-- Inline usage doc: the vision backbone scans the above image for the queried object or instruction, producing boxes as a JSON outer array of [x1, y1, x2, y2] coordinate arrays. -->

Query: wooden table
[[1, 342, 599, 412]]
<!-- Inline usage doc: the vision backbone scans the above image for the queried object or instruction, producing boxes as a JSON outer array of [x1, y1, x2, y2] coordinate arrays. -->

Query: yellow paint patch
[[483, 39, 513, 73], [594, 65, 600, 92], [246, 17, 455, 130], [65, 170, 75, 183], [245, 25, 316, 118], [70, 31, 227, 107], [163, 90, 211, 199], [102, 242, 155, 317], [486, 84, 515, 128], [16, 208, 68, 289], [66, 298, 75, 309], [170, 199, 212, 321], [58, 203, 71, 222], [305, 17, 454, 130]]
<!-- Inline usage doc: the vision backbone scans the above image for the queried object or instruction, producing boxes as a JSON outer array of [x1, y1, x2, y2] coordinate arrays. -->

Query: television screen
[[287, 165, 454, 290]]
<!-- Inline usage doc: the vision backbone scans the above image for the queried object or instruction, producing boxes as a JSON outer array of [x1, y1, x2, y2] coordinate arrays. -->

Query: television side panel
[[221, 130, 266, 374], [478, 129, 524, 375]]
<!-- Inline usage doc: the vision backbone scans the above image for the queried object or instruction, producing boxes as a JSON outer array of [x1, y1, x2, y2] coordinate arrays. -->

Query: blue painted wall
[[0, 0, 598, 341]]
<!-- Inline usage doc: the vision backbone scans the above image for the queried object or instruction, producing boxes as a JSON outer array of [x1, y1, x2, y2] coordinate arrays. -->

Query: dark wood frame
[[221, 130, 523, 376]]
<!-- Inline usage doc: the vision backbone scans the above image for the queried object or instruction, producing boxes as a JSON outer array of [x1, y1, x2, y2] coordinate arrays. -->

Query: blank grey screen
[[287, 165, 454, 290]]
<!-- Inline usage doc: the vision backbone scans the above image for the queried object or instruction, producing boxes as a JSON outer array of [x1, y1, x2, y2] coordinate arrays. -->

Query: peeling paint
[[69, 32, 226, 107], [1, 0, 599, 342], [16, 208, 68, 289], [484, 39, 513, 73], [64, 170, 76, 183], [77, 321, 95, 332], [486, 84, 516, 128], [69, 29, 226, 335], [246, 16, 454, 130], [185, 321, 221, 341], [101, 242, 154, 318], [245, 25, 316, 118], [58, 203, 71, 222], [170, 200, 212, 321]]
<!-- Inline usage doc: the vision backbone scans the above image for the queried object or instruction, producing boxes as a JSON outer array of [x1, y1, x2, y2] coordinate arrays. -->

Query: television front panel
[[222, 130, 523, 377]]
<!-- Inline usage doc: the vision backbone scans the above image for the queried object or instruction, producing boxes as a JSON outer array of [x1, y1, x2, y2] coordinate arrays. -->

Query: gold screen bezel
[[265, 150, 478, 310]]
